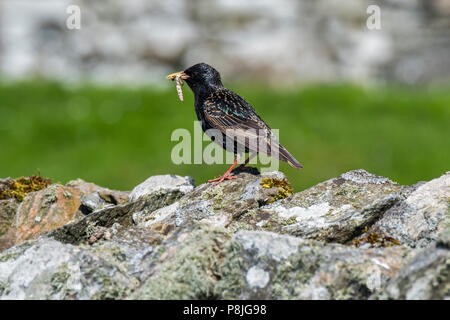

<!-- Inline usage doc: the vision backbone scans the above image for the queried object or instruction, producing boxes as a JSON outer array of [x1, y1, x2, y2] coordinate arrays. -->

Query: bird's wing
[[203, 89, 271, 148], [203, 89, 303, 168]]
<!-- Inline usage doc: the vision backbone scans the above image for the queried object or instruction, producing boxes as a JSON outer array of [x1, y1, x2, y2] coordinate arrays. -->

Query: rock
[[79, 192, 106, 214], [238, 169, 409, 243], [0, 221, 407, 300], [0, 222, 225, 300], [372, 232, 450, 300], [0, 184, 82, 253], [128, 175, 195, 203], [216, 230, 411, 300], [50, 174, 195, 245], [0, 169, 449, 300], [0, 178, 129, 253], [0, 200, 19, 252], [78, 189, 130, 215], [67, 178, 129, 215], [0, 235, 141, 299], [134, 171, 293, 233], [14, 184, 82, 245], [366, 172, 450, 248], [129, 223, 231, 300], [48, 200, 149, 245]]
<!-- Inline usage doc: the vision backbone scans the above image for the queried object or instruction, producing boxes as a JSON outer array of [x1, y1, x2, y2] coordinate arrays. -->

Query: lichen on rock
[[0, 169, 449, 300], [260, 177, 294, 203], [0, 176, 52, 202]]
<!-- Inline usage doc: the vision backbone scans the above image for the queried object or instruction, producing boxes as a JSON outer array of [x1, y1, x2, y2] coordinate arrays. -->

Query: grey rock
[[372, 232, 450, 300], [0, 238, 134, 300], [80, 192, 108, 214], [1, 169, 449, 300], [0, 225, 157, 299], [66, 178, 130, 216], [240, 169, 409, 243], [216, 230, 411, 299], [367, 171, 450, 248], [0, 178, 130, 254], [134, 171, 293, 233], [128, 175, 195, 203], [49, 200, 152, 245], [48, 174, 195, 245], [134, 201, 179, 226], [128, 223, 231, 300], [0, 199, 19, 252], [246, 266, 270, 289]]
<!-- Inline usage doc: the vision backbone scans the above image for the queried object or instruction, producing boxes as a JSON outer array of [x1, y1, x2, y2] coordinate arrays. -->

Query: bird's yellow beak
[[166, 71, 189, 80]]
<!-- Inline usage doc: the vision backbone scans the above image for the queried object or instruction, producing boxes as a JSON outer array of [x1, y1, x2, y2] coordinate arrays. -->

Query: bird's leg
[[208, 154, 240, 185], [235, 152, 257, 171]]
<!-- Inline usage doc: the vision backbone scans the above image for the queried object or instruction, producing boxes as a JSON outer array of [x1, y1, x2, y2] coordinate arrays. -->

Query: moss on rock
[[260, 178, 294, 204], [352, 231, 401, 248], [0, 176, 52, 202]]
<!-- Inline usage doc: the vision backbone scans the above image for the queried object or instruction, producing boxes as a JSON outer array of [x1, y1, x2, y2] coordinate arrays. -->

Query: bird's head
[[167, 63, 223, 96]]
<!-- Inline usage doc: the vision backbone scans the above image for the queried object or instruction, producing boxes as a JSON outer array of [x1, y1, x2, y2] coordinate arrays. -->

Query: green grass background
[[0, 80, 449, 192]]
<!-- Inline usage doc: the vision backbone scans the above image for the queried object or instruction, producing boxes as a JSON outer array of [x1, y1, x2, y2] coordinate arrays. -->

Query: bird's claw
[[208, 175, 237, 186]]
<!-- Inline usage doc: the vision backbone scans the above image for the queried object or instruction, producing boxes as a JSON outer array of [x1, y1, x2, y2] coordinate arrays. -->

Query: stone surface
[[134, 171, 293, 234], [50, 174, 196, 246], [15, 184, 82, 244], [217, 230, 411, 299], [67, 178, 130, 215], [372, 230, 450, 300], [128, 175, 195, 203], [0, 236, 140, 299], [0, 169, 449, 300], [366, 172, 450, 248], [0, 184, 83, 253], [0, 200, 19, 252], [237, 169, 409, 243], [0, 178, 130, 253]]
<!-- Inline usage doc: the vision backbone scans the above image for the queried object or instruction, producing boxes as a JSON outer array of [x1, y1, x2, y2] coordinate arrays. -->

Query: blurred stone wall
[[0, 0, 449, 85]]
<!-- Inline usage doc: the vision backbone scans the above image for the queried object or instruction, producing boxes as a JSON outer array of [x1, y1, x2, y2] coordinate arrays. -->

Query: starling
[[167, 63, 302, 185]]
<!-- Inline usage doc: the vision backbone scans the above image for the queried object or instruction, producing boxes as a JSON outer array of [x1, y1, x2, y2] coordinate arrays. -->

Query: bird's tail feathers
[[268, 139, 302, 169], [278, 145, 303, 169]]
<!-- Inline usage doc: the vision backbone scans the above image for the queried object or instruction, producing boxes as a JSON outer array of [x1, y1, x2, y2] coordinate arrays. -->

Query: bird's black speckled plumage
[[182, 63, 302, 169]]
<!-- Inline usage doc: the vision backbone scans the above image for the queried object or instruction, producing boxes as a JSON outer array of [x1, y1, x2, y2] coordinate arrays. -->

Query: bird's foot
[[208, 174, 238, 186]]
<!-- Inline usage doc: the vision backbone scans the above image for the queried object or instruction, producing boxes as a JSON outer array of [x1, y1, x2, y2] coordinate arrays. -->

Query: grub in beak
[[166, 71, 189, 80]]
